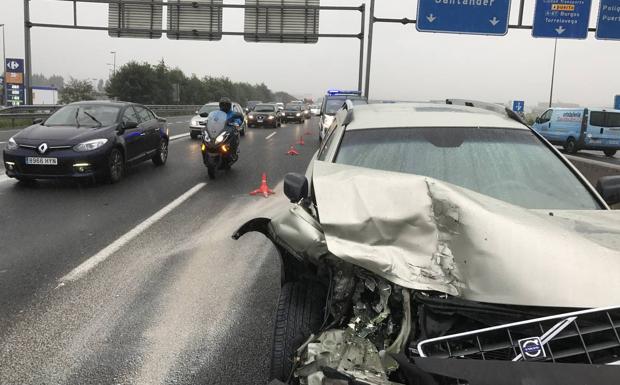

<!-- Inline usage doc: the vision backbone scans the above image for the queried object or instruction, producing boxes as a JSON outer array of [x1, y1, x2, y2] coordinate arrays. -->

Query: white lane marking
[[58, 183, 207, 284], [0, 174, 10, 184], [265, 132, 277, 140], [0, 141, 7, 144], [169, 133, 189, 141]]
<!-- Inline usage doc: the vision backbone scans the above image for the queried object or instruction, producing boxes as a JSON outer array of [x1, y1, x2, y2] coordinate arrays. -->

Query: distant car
[[302, 105, 312, 119], [319, 90, 367, 141], [247, 104, 281, 128], [282, 104, 306, 123], [532, 107, 620, 157], [310, 105, 320, 116], [245, 100, 262, 113], [276, 102, 285, 111], [190, 102, 246, 139], [3, 101, 169, 183]]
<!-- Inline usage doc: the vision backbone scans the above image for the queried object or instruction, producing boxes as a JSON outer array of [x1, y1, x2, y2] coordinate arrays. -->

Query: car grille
[[417, 306, 620, 365]]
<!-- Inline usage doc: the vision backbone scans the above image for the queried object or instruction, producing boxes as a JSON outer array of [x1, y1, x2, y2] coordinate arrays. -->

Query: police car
[[318, 89, 367, 141]]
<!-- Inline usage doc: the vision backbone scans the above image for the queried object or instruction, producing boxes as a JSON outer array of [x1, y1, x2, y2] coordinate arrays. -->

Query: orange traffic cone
[[249, 173, 276, 198], [297, 135, 305, 146], [286, 145, 300, 156]]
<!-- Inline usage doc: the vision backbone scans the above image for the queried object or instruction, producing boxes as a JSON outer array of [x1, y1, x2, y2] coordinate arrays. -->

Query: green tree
[[59, 78, 95, 104], [106, 61, 159, 103]]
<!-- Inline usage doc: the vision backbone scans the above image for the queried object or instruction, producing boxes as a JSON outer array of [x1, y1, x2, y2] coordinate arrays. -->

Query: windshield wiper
[[82, 110, 102, 127]]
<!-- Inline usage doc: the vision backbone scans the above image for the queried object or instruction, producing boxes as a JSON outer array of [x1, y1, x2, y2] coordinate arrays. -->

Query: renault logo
[[38, 143, 48, 154]]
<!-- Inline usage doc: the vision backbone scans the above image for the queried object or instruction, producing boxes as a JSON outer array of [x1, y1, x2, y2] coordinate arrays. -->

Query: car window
[[590, 111, 605, 127], [254, 105, 275, 112], [134, 106, 153, 123], [591, 111, 620, 128], [539, 109, 552, 122], [199, 104, 219, 114], [122, 107, 139, 124], [45, 104, 121, 127], [335, 127, 600, 210]]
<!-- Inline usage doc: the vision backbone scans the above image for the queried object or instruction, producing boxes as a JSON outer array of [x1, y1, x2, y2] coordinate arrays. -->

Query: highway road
[[0, 116, 318, 384]]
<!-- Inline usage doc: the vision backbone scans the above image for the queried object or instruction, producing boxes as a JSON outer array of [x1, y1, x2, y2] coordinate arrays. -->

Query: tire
[[152, 139, 168, 166], [564, 137, 578, 154], [270, 281, 326, 382], [207, 164, 216, 180], [240, 126, 246, 137], [190, 132, 198, 140], [107, 148, 124, 184], [604, 149, 617, 157]]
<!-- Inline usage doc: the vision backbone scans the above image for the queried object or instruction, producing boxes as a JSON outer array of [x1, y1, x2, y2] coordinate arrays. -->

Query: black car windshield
[[325, 97, 364, 114], [198, 105, 219, 114], [254, 105, 275, 112], [45, 104, 121, 127], [335, 127, 601, 210], [285, 105, 302, 111]]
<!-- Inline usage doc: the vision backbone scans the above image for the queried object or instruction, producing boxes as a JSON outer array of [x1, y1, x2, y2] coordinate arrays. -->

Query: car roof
[[345, 103, 528, 131], [69, 100, 133, 107]]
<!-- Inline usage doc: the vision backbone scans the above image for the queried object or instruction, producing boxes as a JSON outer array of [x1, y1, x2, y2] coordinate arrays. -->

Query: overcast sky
[[1, 0, 619, 108]]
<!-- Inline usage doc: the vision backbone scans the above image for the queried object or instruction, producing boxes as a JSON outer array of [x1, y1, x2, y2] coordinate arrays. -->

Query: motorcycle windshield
[[206, 110, 228, 139]]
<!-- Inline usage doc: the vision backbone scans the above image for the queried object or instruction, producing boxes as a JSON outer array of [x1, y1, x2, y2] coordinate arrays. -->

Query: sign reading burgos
[[416, 0, 511, 35], [532, 0, 593, 39], [4, 58, 26, 106]]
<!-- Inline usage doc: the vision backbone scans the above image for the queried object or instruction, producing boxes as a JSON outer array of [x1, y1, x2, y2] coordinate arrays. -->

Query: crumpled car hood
[[312, 161, 620, 308]]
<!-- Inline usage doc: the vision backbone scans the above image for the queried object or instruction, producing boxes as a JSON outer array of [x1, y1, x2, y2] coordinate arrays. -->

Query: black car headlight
[[7, 137, 18, 150], [73, 138, 108, 152]]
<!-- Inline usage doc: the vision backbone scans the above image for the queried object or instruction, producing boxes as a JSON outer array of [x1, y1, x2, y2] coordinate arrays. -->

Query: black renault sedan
[[3, 101, 169, 183]]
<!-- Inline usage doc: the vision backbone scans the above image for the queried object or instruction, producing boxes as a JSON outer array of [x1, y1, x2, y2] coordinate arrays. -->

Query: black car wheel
[[270, 281, 326, 382], [564, 137, 578, 154], [190, 132, 198, 140], [604, 149, 617, 157], [107, 148, 124, 184], [240, 125, 246, 137], [152, 139, 168, 166]]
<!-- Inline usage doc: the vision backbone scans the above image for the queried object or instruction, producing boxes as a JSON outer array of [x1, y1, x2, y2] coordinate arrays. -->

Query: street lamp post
[[549, 39, 558, 108], [110, 51, 116, 75], [1, 24, 6, 105]]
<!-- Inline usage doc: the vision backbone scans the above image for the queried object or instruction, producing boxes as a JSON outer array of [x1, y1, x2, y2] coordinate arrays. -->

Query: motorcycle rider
[[218, 97, 242, 154]]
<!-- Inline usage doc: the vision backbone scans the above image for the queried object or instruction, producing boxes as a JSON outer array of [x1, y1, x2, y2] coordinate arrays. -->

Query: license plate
[[26, 157, 58, 165]]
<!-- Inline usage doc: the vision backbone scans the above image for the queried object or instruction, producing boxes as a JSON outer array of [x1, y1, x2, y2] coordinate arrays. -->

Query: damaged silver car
[[234, 101, 620, 385]]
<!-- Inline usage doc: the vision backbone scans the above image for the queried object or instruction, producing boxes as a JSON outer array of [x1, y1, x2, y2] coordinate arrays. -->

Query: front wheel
[[190, 132, 198, 140], [107, 148, 124, 184], [152, 139, 168, 166], [207, 164, 216, 180], [564, 137, 578, 154], [604, 149, 617, 157], [270, 281, 326, 382]]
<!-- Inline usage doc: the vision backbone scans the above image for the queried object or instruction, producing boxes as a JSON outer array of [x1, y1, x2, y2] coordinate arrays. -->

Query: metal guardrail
[[0, 104, 201, 128]]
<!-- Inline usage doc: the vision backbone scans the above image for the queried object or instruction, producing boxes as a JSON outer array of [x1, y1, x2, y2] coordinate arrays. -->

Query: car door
[[134, 105, 160, 154], [535, 109, 553, 140], [121, 106, 146, 162]]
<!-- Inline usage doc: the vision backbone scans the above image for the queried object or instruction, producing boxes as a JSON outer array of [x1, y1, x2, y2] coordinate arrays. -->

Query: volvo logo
[[38, 143, 48, 154], [518, 337, 546, 361]]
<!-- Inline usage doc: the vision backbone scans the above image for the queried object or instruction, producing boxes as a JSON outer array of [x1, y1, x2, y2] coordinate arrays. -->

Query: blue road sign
[[596, 0, 620, 40], [416, 0, 511, 36], [615, 95, 620, 110], [512, 100, 525, 112], [532, 0, 592, 39], [5, 58, 24, 74]]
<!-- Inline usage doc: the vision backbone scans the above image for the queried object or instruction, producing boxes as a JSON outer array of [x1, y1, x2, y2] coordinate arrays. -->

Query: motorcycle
[[200, 110, 241, 180]]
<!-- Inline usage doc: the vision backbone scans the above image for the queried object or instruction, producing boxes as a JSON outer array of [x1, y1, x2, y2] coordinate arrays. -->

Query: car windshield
[[254, 105, 275, 112], [335, 127, 600, 210], [45, 104, 121, 127], [198, 105, 218, 114], [325, 97, 363, 114], [285, 105, 302, 111]]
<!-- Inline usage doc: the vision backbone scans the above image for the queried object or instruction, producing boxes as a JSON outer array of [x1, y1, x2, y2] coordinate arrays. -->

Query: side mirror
[[284, 173, 309, 203], [123, 120, 138, 129], [33, 117, 44, 124], [199, 112, 210, 118], [596, 176, 620, 206]]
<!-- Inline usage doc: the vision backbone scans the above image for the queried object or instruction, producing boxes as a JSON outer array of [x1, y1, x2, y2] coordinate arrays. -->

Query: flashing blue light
[[326, 89, 362, 96]]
